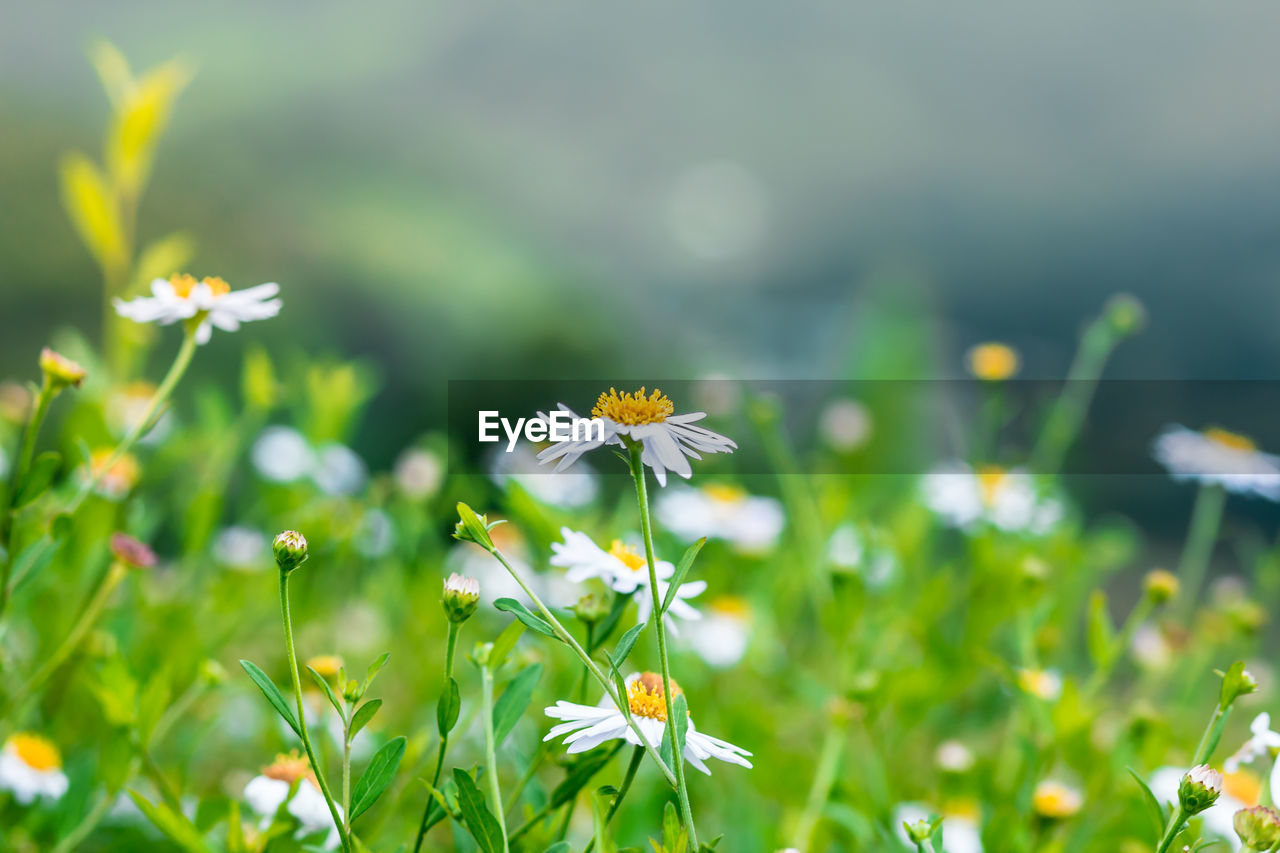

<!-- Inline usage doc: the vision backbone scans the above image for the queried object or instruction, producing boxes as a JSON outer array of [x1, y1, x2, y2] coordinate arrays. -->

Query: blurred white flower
[[115, 275, 281, 345], [393, 447, 444, 500], [1130, 624, 1174, 671], [107, 381, 173, 444], [1153, 425, 1280, 499], [544, 672, 752, 775], [922, 463, 1062, 535], [1226, 713, 1280, 774], [636, 578, 706, 636], [538, 388, 736, 487], [826, 524, 899, 589], [1016, 668, 1063, 701], [1150, 765, 1257, 850], [490, 443, 598, 508], [819, 398, 872, 452], [1031, 780, 1082, 819], [243, 753, 341, 849], [550, 528, 674, 594], [253, 426, 316, 482], [354, 509, 395, 558], [893, 801, 983, 853], [312, 443, 367, 495], [82, 449, 140, 501], [685, 596, 752, 668], [0, 733, 69, 804], [936, 740, 976, 774], [214, 526, 269, 572], [655, 485, 784, 552]]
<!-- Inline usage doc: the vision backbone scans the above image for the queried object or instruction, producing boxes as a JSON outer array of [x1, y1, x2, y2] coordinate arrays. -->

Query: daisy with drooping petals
[[114, 274, 282, 345], [1153, 425, 1280, 499], [543, 672, 752, 775], [0, 733, 69, 804], [922, 462, 1062, 535], [550, 528, 674, 593], [635, 578, 706, 636], [537, 387, 736, 486], [1226, 713, 1280, 773], [243, 752, 341, 849], [654, 484, 784, 552]]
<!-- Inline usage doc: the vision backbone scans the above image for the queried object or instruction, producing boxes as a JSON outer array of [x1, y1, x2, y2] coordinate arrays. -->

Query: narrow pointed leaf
[[661, 538, 706, 614], [240, 660, 300, 736], [437, 677, 461, 737], [306, 665, 346, 720], [453, 768, 504, 853], [493, 663, 543, 745], [494, 598, 559, 639], [349, 698, 382, 740], [350, 736, 406, 821]]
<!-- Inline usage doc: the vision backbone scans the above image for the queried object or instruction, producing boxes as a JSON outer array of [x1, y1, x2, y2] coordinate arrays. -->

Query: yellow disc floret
[[1224, 769, 1263, 807], [627, 672, 684, 721], [976, 465, 1008, 505], [1205, 427, 1257, 453], [7, 733, 61, 771], [169, 273, 231, 299], [967, 343, 1020, 381], [608, 540, 647, 572], [1032, 780, 1083, 819], [592, 387, 674, 426], [702, 484, 747, 504], [262, 751, 317, 786]]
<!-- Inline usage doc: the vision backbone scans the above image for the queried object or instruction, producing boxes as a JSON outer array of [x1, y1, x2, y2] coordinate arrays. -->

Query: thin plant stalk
[[791, 720, 847, 850], [626, 441, 698, 847], [1154, 804, 1188, 853], [583, 746, 645, 853], [279, 570, 351, 853], [481, 663, 510, 853], [0, 381, 59, 618], [413, 620, 460, 853], [1174, 483, 1227, 620]]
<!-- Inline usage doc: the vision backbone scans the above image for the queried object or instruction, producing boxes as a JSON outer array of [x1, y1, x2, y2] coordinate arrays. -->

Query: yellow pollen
[[591, 387, 674, 426], [1225, 769, 1262, 806], [976, 465, 1008, 505], [967, 343, 1020, 381], [169, 273, 230, 299], [627, 672, 683, 720], [7, 733, 61, 771], [306, 655, 344, 679], [262, 751, 317, 786], [608, 540, 647, 572], [702, 484, 747, 504], [1205, 427, 1257, 453]]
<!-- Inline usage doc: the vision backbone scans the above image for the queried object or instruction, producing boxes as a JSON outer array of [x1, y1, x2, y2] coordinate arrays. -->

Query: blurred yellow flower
[[0, 733, 69, 804], [1017, 668, 1063, 701], [966, 342, 1020, 381], [1032, 780, 1083, 819]]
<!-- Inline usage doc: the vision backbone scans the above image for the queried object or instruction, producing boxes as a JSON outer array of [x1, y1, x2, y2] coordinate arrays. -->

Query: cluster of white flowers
[[251, 425, 368, 496], [922, 463, 1063, 535]]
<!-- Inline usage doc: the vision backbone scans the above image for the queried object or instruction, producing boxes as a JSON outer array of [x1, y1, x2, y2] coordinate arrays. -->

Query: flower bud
[[903, 815, 940, 845], [1221, 662, 1259, 711], [442, 573, 480, 624], [273, 530, 308, 574], [1103, 293, 1146, 338], [571, 590, 612, 625], [453, 503, 504, 551], [109, 532, 157, 569], [342, 679, 363, 704], [1235, 805, 1280, 851], [39, 348, 87, 390], [1178, 764, 1223, 815], [198, 659, 228, 685], [1143, 569, 1179, 605]]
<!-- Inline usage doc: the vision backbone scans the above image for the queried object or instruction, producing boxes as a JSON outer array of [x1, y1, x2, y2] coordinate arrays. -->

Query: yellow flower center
[[702, 484, 747, 505], [170, 274, 231, 300], [262, 751, 317, 786], [306, 655, 344, 679], [608, 540, 647, 572], [1225, 769, 1262, 806], [1032, 781, 1082, 818], [976, 465, 1009, 505], [7, 733, 61, 771], [967, 343, 1020, 381], [592, 387, 674, 426], [627, 672, 683, 721], [1205, 427, 1257, 453], [709, 595, 750, 618]]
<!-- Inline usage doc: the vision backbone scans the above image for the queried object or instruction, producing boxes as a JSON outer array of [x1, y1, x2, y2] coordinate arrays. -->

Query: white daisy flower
[[1226, 713, 1280, 774], [1150, 765, 1259, 851], [543, 672, 752, 775], [114, 274, 282, 345], [0, 733, 69, 804], [818, 397, 873, 452], [922, 463, 1063, 535], [252, 426, 316, 483], [491, 443, 598, 508], [1016, 668, 1063, 702], [1153, 425, 1280, 499], [537, 388, 736, 487], [935, 740, 976, 774], [1130, 624, 1175, 671], [893, 801, 983, 853], [394, 447, 444, 500], [213, 526, 269, 572], [312, 443, 368, 495], [550, 528, 674, 594], [685, 595, 751, 668], [243, 753, 341, 849], [636, 578, 706, 636], [654, 485, 784, 552]]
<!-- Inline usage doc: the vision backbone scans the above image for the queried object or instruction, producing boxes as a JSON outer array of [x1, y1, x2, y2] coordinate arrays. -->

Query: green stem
[[791, 719, 847, 849], [1191, 703, 1230, 767], [1154, 804, 1187, 853], [627, 442, 697, 848], [1175, 484, 1227, 621], [0, 382, 58, 620], [509, 742, 624, 844], [4, 561, 128, 717], [343, 724, 352, 837], [413, 620, 461, 853], [482, 664, 510, 853], [485, 546, 677, 787], [1084, 596, 1155, 700], [583, 746, 645, 853], [1031, 310, 1123, 474], [280, 570, 351, 853]]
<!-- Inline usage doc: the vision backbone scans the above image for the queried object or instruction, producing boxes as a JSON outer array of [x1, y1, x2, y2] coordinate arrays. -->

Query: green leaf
[[661, 801, 686, 853], [1085, 590, 1114, 668], [551, 747, 620, 809], [307, 665, 346, 721], [349, 736, 406, 821], [593, 786, 620, 853], [127, 790, 209, 852], [60, 152, 125, 271], [611, 624, 645, 670], [239, 660, 301, 736], [489, 620, 526, 670], [437, 677, 461, 737], [453, 768, 505, 853], [494, 598, 559, 639], [591, 590, 632, 652], [14, 451, 61, 507], [660, 694, 689, 771], [365, 652, 391, 688], [1127, 767, 1166, 842], [350, 699, 382, 740], [494, 664, 543, 745], [661, 539, 706, 614], [544, 844, 572, 853]]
